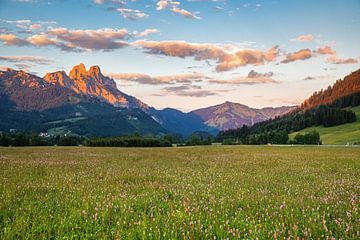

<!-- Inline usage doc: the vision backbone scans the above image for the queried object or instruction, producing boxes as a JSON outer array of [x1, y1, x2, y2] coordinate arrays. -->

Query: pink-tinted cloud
[[108, 72, 205, 85], [134, 29, 160, 38], [315, 46, 358, 64], [316, 46, 336, 55], [281, 48, 312, 63], [133, 40, 279, 71], [156, 0, 200, 19], [216, 46, 279, 71], [28, 34, 56, 46], [0, 27, 131, 51], [327, 56, 358, 64], [0, 34, 29, 46], [292, 34, 314, 42], [171, 7, 201, 19], [47, 27, 130, 51]]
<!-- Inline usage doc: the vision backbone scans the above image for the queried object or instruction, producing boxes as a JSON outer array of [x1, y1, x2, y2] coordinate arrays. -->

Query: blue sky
[[0, 0, 359, 111]]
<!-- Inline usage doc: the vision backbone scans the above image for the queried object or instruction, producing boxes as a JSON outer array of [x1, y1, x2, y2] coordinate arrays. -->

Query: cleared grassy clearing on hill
[[289, 106, 360, 145], [0, 146, 359, 239]]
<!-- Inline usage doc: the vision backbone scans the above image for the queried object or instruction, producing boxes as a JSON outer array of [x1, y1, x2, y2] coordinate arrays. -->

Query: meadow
[[0, 146, 359, 239]]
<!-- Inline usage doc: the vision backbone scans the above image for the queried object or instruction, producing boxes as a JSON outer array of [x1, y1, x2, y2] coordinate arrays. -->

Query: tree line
[[0, 133, 173, 147], [0, 133, 84, 146], [85, 135, 172, 147]]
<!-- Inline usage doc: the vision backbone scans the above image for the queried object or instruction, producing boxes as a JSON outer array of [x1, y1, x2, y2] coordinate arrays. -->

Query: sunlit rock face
[[44, 63, 148, 109], [0, 69, 76, 111]]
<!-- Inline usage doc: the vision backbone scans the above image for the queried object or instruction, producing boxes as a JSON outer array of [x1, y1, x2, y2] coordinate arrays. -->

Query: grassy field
[[289, 106, 360, 145], [0, 146, 359, 239]]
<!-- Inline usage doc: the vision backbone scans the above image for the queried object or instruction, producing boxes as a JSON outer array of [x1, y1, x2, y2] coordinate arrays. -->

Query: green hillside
[[289, 106, 360, 145]]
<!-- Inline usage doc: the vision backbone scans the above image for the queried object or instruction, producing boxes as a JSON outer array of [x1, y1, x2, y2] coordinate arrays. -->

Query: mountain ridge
[[191, 101, 297, 131], [0, 64, 301, 136]]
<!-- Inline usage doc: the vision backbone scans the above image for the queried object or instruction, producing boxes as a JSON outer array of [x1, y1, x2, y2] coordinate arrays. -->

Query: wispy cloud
[[0, 55, 53, 65], [292, 34, 314, 42], [94, 0, 148, 20], [163, 84, 217, 97], [116, 8, 149, 20], [134, 29, 160, 38], [108, 72, 205, 85], [156, 0, 201, 19], [0, 19, 57, 33], [209, 70, 279, 85]]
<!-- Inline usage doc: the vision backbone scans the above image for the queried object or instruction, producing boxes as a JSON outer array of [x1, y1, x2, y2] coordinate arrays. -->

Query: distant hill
[[301, 69, 360, 110], [191, 101, 296, 131], [148, 108, 217, 137]]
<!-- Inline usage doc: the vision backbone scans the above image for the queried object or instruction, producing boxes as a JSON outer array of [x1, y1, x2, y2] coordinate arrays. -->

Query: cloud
[[47, 27, 130, 51], [28, 34, 56, 46], [292, 34, 314, 42], [247, 70, 274, 78], [0, 19, 56, 32], [0, 27, 131, 51], [94, 0, 148, 20], [116, 8, 149, 20], [134, 29, 160, 38], [303, 76, 315, 81], [303, 75, 329, 81], [281, 48, 312, 63], [29, 24, 42, 30], [315, 46, 358, 64], [209, 70, 279, 85], [327, 56, 358, 64], [156, 0, 179, 10], [94, 0, 126, 7], [14, 63, 32, 71], [315, 46, 336, 55], [0, 55, 53, 65], [163, 84, 217, 97], [156, 0, 200, 19], [133, 40, 279, 71], [171, 7, 201, 19], [108, 72, 205, 85], [0, 34, 30, 46], [216, 46, 279, 71], [209, 77, 279, 85]]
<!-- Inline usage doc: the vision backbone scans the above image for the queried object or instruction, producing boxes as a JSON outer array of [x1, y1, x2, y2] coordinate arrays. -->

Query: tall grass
[[1, 146, 359, 239]]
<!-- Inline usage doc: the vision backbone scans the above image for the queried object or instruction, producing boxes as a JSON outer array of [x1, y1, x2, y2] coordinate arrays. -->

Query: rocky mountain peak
[[88, 65, 101, 75], [69, 63, 87, 80], [43, 63, 148, 109]]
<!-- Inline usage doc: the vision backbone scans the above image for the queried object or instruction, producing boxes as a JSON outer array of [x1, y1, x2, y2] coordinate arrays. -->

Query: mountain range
[[0, 63, 299, 137]]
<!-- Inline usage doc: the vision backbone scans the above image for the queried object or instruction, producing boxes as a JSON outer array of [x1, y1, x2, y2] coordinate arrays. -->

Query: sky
[[0, 0, 360, 112]]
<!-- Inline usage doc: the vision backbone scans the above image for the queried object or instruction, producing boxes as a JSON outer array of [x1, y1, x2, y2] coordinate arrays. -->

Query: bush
[[294, 131, 321, 145]]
